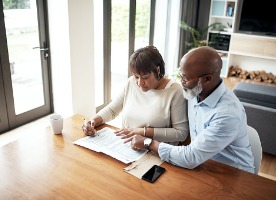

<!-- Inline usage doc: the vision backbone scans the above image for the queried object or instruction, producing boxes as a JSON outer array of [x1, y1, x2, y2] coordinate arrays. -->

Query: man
[[127, 46, 255, 174]]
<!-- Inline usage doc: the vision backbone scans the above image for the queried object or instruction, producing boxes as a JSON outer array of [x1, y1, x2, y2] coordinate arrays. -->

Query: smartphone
[[142, 165, 166, 183]]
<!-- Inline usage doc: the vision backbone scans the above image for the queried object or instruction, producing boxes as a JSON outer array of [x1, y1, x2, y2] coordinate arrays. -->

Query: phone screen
[[142, 165, 166, 183]]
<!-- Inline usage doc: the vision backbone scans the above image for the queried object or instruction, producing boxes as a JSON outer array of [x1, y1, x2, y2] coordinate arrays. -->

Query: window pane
[[135, 0, 150, 49], [111, 0, 129, 100], [4, 0, 45, 114]]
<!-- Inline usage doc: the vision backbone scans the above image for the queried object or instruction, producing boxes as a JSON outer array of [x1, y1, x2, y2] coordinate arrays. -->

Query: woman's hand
[[114, 128, 143, 139], [82, 119, 97, 136]]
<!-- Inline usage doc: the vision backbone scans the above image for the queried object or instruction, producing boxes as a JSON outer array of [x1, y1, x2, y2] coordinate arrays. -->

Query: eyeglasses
[[179, 73, 212, 84]]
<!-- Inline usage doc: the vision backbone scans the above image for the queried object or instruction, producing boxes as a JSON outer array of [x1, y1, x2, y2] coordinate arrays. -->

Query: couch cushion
[[242, 102, 276, 155], [233, 82, 276, 109]]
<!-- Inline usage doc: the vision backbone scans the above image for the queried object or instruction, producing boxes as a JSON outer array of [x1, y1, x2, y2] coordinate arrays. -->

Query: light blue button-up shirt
[[158, 80, 255, 173]]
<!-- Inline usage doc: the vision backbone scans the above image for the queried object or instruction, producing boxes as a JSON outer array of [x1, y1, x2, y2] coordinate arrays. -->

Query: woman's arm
[[153, 83, 189, 142]]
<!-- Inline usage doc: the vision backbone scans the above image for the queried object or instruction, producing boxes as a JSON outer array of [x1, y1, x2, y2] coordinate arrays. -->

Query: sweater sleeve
[[96, 85, 125, 123], [153, 83, 189, 143]]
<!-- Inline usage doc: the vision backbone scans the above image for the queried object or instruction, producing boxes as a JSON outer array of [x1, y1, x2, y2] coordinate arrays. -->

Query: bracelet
[[144, 126, 149, 137], [144, 127, 147, 137]]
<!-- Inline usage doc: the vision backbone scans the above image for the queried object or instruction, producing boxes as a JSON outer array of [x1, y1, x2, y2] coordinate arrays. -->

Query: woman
[[82, 45, 188, 145]]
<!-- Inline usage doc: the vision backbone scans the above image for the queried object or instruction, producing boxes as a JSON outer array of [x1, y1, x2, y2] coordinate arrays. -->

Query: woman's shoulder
[[162, 80, 184, 99], [127, 76, 136, 86], [120, 76, 134, 86], [167, 79, 183, 90], [124, 76, 139, 91]]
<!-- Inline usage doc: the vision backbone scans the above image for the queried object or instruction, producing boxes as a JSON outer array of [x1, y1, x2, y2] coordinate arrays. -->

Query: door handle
[[33, 47, 49, 51], [33, 43, 49, 59]]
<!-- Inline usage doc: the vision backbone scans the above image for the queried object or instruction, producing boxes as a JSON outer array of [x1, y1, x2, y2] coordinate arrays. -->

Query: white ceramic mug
[[49, 114, 63, 134]]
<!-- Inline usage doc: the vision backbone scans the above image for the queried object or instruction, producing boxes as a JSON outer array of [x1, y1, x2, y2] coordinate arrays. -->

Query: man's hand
[[124, 134, 147, 150]]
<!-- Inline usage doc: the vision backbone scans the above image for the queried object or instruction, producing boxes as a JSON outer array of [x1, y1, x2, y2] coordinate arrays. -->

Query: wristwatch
[[144, 138, 152, 150]]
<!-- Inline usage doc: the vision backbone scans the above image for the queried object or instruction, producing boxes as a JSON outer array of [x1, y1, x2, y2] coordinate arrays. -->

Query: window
[[94, 0, 181, 111]]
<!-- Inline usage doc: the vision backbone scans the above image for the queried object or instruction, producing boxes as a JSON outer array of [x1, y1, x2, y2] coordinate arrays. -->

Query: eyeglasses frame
[[179, 73, 213, 84]]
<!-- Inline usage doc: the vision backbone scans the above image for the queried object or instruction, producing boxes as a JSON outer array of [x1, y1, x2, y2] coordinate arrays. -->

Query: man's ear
[[204, 74, 213, 82]]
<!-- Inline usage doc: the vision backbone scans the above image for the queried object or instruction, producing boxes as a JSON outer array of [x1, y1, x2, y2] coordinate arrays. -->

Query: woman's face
[[133, 71, 160, 92]]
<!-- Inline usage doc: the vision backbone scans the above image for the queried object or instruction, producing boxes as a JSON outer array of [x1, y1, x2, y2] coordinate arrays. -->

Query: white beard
[[183, 80, 203, 100]]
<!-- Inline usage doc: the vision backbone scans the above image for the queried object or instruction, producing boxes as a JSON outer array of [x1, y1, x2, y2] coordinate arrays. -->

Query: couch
[[233, 82, 276, 155]]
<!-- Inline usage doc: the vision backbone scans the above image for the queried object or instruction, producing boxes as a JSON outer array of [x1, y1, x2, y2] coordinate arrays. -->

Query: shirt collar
[[193, 79, 225, 108]]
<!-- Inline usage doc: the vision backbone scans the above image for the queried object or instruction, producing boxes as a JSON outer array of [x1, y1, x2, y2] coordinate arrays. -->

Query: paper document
[[73, 127, 148, 164]]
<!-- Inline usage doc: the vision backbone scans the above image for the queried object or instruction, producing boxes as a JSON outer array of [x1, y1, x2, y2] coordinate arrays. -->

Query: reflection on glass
[[111, 0, 129, 100], [3, 0, 44, 114], [135, 0, 150, 50], [94, 1, 104, 107]]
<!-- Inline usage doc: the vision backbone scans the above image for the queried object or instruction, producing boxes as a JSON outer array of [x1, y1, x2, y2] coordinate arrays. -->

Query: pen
[[90, 118, 94, 127], [83, 118, 88, 127], [91, 118, 98, 135]]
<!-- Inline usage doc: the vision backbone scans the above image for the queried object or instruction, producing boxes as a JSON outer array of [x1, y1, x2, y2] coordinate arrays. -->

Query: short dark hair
[[129, 45, 165, 80]]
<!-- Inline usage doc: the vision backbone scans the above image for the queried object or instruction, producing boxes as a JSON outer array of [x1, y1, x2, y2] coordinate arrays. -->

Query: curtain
[[178, 0, 199, 64]]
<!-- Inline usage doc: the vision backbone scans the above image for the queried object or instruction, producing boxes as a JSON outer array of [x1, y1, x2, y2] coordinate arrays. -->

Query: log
[[227, 66, 276, 85]]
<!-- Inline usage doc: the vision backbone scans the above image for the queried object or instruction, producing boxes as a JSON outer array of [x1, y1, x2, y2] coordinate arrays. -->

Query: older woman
[[82, 45, 188, 145]]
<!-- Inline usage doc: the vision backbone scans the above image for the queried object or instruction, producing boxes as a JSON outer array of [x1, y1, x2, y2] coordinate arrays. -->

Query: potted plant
[[179, 21, 226, 50], [171, 21, 226, 81]]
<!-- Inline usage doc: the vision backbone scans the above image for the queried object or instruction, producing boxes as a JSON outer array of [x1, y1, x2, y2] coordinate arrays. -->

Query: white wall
[[47, 0, 95, 119]]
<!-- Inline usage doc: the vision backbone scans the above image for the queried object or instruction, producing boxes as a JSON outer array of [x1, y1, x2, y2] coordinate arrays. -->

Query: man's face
[[180, 66, 203, 100], [182, 79, 203, 100]]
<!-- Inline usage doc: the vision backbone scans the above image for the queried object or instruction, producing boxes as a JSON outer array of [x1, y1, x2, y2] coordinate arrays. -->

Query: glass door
[[0, 0, 51, 133]]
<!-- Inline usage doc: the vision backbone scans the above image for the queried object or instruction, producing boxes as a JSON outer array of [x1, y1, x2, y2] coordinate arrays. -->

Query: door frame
[[0, 0, 52, 133]]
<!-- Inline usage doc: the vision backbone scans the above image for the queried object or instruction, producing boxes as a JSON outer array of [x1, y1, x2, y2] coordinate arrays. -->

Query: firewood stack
[[228, 66, 276, 85]]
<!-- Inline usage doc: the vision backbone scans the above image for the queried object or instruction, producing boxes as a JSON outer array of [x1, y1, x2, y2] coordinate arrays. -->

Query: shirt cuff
[[158, 142, 173, 162]]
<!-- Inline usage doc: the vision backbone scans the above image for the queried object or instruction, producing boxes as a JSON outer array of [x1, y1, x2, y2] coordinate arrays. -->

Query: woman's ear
[[157, 66, 160, 74]]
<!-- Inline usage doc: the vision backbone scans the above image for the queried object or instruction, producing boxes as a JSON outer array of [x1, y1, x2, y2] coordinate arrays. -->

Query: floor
[[223, 77, 276, 181]]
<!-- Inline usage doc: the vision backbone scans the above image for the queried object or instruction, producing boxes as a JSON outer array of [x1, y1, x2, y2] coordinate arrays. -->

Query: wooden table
[[1, 114, 276, 199]]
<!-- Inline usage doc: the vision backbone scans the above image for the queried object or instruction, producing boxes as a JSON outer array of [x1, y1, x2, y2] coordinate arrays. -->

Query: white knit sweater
[[97, 76, 189, 143]]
